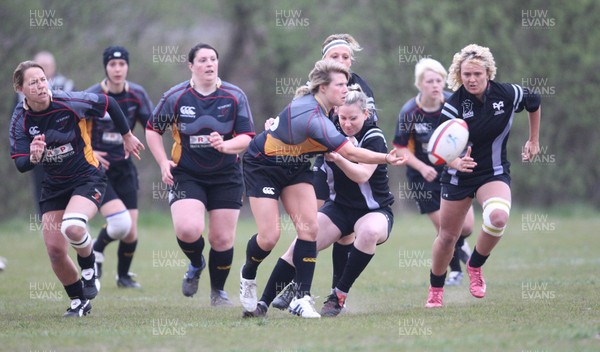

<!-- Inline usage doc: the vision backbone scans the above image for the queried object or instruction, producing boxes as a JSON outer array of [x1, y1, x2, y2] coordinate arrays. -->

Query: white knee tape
[[106, 210, 132, 240], [481, 197, 511, 237], [61, 213, 91, 248]]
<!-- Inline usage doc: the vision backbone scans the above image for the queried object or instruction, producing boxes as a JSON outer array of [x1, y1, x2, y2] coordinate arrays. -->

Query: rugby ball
[[427, 119, 469, 165]]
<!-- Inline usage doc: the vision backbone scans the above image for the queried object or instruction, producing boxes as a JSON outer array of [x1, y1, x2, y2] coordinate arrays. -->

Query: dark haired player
[[10, 60, 144, 317], [86, 46, 154, 288], [146, 43, 255, 306]]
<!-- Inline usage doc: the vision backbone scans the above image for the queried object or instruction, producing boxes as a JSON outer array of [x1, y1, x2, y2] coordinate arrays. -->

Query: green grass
[[0, 209, 598, 352]]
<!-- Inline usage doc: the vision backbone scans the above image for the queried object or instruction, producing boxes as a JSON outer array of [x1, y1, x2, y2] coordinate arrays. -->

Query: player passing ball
[[424, 44, 541, 308]]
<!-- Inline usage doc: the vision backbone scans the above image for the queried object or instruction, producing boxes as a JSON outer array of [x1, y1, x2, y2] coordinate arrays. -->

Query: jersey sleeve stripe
[[511, 84, 523, 111], [443, 102, 459, 117], [441, 109, 456, 120]]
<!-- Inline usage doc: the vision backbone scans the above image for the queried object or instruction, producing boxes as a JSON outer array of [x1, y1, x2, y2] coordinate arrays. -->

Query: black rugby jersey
[[349, 72, 378, 122], [246, 94, 348, 166], [86, 80, 153, 163], [322, 124, 394, 210], [393, 91, 452, 182], [10, 90, 109, 185], [147, 79, 255, 175], [440, 81, 540, 186]]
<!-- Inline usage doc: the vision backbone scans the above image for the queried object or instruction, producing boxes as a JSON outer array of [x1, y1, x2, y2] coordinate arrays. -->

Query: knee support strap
[[61, 213, 91, 248], [481, 197, 511, 237], [106, 210, 132, 240]]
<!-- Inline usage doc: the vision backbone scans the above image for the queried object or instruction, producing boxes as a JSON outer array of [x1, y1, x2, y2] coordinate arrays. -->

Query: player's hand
[[94, 151, 110, 170], [264, 117, 276, 131], [159, 159, 177, 186], [324, 151, 342, 163], [449, 146, 477, 172], [209, 131, 226, 153], [385, 148, 409, 166], [522, 140, 540, 162], [29, 134, 46, 164], [122, 132, 145, 160], [420, 165, 438, 182]]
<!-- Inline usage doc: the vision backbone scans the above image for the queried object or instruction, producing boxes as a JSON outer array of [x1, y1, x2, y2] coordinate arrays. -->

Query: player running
[[425, 44, 541, 307], [86, 46, 154, 289], [146, 43, 255, 306], [393, 58, 474, 286], [9, 61, 144, 317]]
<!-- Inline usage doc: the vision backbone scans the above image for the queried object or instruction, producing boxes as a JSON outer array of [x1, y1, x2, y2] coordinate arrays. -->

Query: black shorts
[[405, 177, 441, 215], [243, 153, 313, 199], [313, 167, 330, 201], [312, 155, 329, 201], [319, 201, 394, 242], [441, 173, 511, 201], [168, 166, 243, 210], [102, 159, 139, 209], [39, 173, 107, 214]]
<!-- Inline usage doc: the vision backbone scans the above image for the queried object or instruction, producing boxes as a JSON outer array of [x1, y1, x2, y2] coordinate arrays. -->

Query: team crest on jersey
[[492, 101, 505, 116], [29, 126, 41, 136], [217, 103, 231, 118], [180, 106, 196, 118], [462, 99, 474, 119]]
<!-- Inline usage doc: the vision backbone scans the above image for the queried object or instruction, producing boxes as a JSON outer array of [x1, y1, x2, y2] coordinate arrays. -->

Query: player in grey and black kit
[[425, 44, 541, 308], [246, 86, 395, 318], [239, 60, 407, 319], [314, 33, 380, 295], [394, 58, 474, 286], [86, 46, 154, 288], [146, 43, 255, 306], [9, 61, 144, 317]]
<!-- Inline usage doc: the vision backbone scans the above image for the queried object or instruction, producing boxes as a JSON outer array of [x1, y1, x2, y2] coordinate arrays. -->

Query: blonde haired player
[[425, 44, 541, 307], [393, 58, 475, 286]]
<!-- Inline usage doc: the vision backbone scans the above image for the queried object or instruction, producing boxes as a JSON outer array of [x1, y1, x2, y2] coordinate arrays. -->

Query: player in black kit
[[393, 58, 474, 286], [146, 43, 255, 306], [425, 44, 541, 308], [86, 46, 154, 289]]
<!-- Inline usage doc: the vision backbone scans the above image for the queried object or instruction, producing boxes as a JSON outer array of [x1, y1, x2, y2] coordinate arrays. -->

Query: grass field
[[0, 207, 598, 352]]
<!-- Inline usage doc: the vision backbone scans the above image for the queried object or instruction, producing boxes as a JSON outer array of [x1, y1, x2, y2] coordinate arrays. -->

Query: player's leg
[[207, 208, 239, 306], [240, 196, 281, 312], [115, 209, 139, 288], [171, 198, 207, 297], [323, 209, 391, 317], [268, 211, 341, 312], [243, 239, 297, 318], [467, 180, 512, 298], [59, 194, 101, 316], [43, 209, 91, 317], [426, 196, 472, 308], [281, 182, 321, 318], [94, 196, 130, 280], [114, 162, 142, 288]]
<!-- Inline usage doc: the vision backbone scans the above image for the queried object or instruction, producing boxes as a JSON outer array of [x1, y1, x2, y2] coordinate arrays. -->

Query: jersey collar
[[101, 78, 129, 94], [189, 77, 222, 90], [313, 94, 330, 115]]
